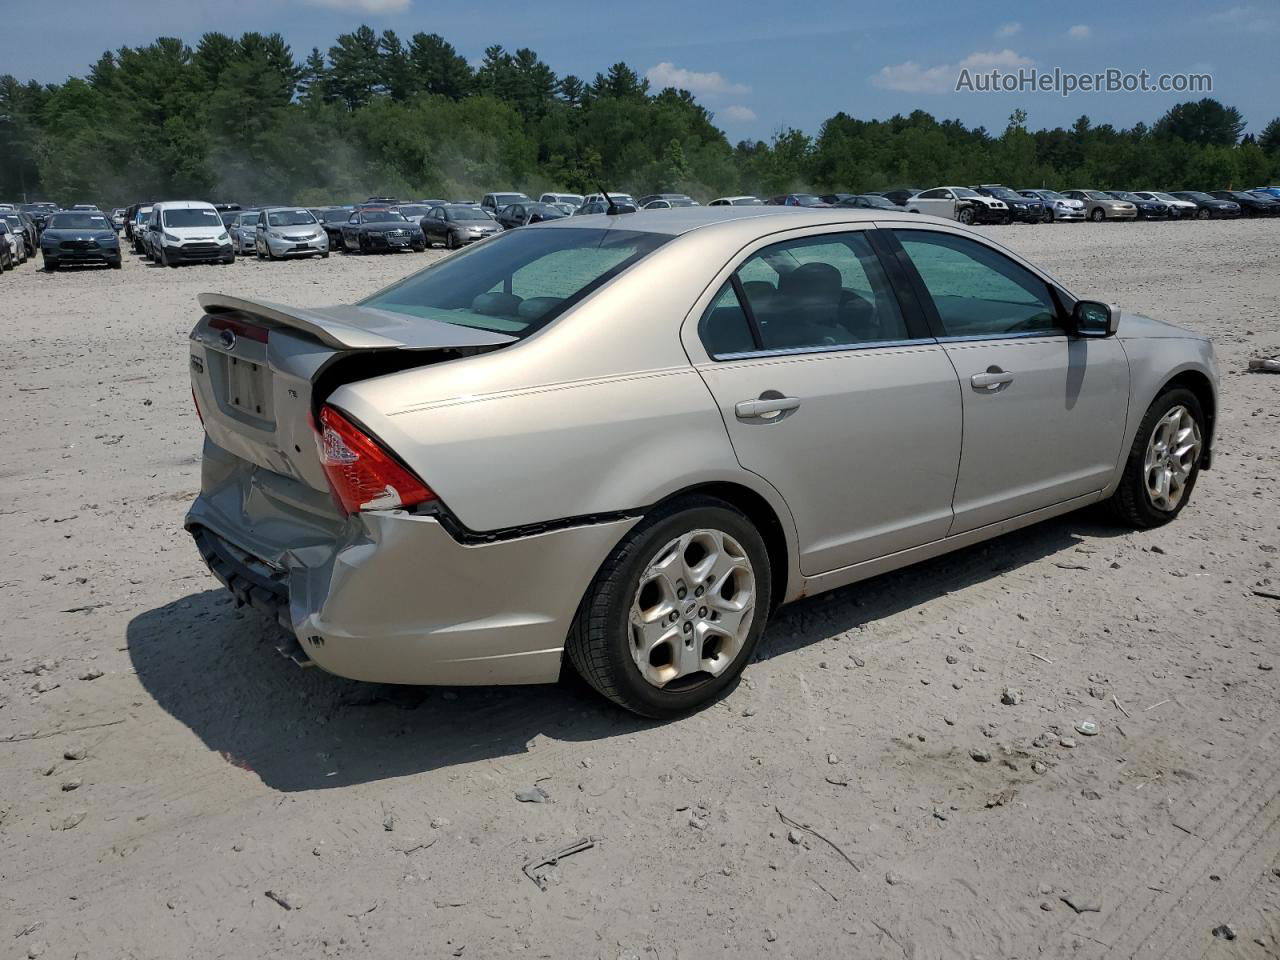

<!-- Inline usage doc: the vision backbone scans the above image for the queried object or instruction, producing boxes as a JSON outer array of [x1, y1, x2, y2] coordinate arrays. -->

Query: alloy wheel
[[1143, 405, 1202, 512], [628, 529, 756, 690]]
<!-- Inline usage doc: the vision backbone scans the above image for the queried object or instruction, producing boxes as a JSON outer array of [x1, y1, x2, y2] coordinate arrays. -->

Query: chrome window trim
[[710, 336, 936, 362], [935, 331, 1066, 344]]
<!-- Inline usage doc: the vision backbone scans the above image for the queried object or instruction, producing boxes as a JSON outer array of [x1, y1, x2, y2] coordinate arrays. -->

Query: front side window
[[894, 230, 1059, 337], [699, 231, 911, 358], [362, 228, 670, 337]]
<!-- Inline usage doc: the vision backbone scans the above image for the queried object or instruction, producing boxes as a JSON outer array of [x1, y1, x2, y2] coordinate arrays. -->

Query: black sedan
[[1169, 191, 1241, 219], [1209, 191, 1280, 217], [494, 202, 568, 230], [973, 185, 1045, 223], [422, 204, 503, 248], [836, 194, 916, 212], [39, 210, 122, 270], [339, 208, 426, 254], [1106, 191, 1171, 220]]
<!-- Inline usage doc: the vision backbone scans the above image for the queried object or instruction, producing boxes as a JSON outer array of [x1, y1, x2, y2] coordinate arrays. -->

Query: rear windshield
[[162, 208, 222, 228], [268, 209, 317, 226], [363, 228, 670, 338], [48, 213, 111, 230]]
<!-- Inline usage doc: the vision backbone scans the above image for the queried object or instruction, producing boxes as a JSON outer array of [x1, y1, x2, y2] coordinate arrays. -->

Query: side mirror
[[1072, 299, 1120, 338]]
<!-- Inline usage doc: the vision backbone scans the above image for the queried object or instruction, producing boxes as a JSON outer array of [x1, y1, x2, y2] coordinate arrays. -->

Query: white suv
[[146, 201, 235, 267]]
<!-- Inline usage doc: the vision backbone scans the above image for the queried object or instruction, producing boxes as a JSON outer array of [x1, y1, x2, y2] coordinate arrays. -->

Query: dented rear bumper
[[186, 438, 635, 686]]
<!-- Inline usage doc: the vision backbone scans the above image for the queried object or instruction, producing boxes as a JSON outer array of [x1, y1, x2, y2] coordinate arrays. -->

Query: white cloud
[[872, 49, 1034, 94], [995, 22, 1022, 38], [722, 105, 757, 123], [300, 0, 411, 12], [1067, 24, 1091, 39], [645, 62, 749, 98]]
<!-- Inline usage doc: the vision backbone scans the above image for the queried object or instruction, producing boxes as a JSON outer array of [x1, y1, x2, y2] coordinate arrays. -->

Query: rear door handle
[[735, 396, 801, 419], [970, 370, 1014, 391]]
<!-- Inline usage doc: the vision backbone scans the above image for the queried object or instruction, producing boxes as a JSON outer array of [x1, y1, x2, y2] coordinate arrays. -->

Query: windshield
[[135, 208, 152, 221], [984, 187, 1019, 199], [1179, 192, 1213, 201], [267, 209, 318, 227], [859, 196, 896, 208], [1035, 190, 1066, 200], [48, 213, 112, 230], [318, 209, 349, 222], [731, 197, 764, 205], [1150, 192, 1179, 202], [162, 208, 222, 228], [1110, 192, 1140, 202], [1080, 191, 1109, 200], [363, 228, 671, 338], [493, 194, 527, 206], [362, 210, 406, 222], [952, 188, 980, 199], [447, 206, 489, 220], [792, 194, 823, 205], [397, 206, 431, 218]]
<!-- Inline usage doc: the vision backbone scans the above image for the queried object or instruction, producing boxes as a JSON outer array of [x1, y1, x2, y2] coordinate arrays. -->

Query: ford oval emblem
[[218, 328, 236, 350]]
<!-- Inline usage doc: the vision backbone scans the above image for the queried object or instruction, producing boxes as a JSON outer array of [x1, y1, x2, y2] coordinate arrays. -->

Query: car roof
[[153, 200, 218, 210]]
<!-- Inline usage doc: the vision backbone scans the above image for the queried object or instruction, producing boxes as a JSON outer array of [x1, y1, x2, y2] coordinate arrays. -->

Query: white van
[[146, 201, 235, 267]]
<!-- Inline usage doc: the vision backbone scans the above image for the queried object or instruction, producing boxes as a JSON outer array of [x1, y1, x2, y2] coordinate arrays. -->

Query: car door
[[887, 227, 1129, 534], [912, 189, 955, 218], [686, 227, 964, 575]]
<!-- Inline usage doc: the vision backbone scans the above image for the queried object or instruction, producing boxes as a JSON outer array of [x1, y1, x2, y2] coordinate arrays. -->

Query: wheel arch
[[1157, 368, 1216, 465]]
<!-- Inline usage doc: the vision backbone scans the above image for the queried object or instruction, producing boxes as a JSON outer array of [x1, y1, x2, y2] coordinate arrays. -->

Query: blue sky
[[7, 0, 1278, 140]]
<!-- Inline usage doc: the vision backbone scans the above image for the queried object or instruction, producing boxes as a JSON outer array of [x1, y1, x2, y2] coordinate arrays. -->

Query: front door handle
[[735, 395, 801, 419], [970, 368, 1014, 391]]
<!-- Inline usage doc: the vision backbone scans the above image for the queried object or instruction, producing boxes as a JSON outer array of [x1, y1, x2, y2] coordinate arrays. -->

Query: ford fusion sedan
[[907, 187, 1006, 224], [1209, 190, 1280, 217], [186, 206, 1218, 718], [422, 204, 503, 248], [1017, 189, 1085, 222], [40, 210, 122, 270], [1062, 190, 1137, 222], [1133, 191, 1197, 218], [340, 208, 426, 254], [1169, 192, 1241, 219], [255, 207, 330, 260], [1106, 191, 1170, 220]]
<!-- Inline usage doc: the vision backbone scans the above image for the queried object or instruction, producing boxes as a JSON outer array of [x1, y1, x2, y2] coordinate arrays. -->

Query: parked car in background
[[482, 192, 531, 215], [110, 208, 127, 230], [581, 191, 639, 210], [1017, 189, 1085, 222], [1062, 190, 1137, 222], [187, 206, 1218, 718], [254, 206, 329, 260], [1168, 191, 1241, 219], [495, 202, 569, 230], [340, 207, 426, 253], [1209, 190, 1280, 217], [39, 209, 122, 270], [1105, 191, 1171, 220], [574, 198, 639, 215], [130, 207, 153, 253], [973, 185, 1044, 223], [1251, 186, 1280, 198], [539, 192, 583, 208], [0, 219, 22, 268], [835, 194, 911, 212], [421, 203, 504, 248], [0, 221, 17, 271], [708, 196, 765, 206], [766, 194, 832, 207], [314, 207, 353, 247], [1, 210, 37, 256], [879, 188, 924, 207], [226, 210, 259, 255], [146, 201, 235, 266], [393, 203, 434, 230], [17, 202, 58, 232], [908, 187, 1007, 224], [69, 204, 100, 212], [818, 193, 856, 205], [1132, 191, 1197, 218], [638, 194, 699, 209]]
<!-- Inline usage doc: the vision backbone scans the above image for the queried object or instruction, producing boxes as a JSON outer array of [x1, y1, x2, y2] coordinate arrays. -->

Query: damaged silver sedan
[[188, 207, 1218, 717]]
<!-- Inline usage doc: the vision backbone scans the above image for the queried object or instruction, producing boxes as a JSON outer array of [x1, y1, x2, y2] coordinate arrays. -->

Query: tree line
[[1, 26, 1278, 206]]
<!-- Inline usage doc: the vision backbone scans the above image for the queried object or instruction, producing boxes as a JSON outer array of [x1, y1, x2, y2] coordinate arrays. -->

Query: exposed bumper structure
[[186, 439, 635, 686]]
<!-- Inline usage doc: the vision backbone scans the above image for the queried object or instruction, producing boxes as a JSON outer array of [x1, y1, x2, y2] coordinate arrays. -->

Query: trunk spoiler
[[197, 293, 517, 352]]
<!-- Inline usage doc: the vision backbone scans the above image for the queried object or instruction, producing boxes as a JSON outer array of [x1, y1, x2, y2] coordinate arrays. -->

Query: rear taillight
[[316, 405, 434, 514]]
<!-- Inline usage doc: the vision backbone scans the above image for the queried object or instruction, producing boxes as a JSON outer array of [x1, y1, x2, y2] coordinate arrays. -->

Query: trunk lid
[[191, 293, 515, 494]]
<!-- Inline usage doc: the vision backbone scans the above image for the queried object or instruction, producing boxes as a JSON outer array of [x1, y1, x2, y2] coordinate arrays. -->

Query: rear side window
[[894, 230, 1060, 337], [699, 231, 911, 358]]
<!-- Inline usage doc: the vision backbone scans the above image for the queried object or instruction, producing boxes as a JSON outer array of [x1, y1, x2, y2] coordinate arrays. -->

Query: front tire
[[1107, 387, 1205, 529], [566, 496, 772, 719], [956, 207, 975, 225], [1090, 208, 1105, 222], [1197, 208, 1210, 220]]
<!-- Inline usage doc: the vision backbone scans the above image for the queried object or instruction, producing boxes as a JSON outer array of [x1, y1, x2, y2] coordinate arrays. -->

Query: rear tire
[[1107, 387, 1205, 529], [566, 496, 772, 719]]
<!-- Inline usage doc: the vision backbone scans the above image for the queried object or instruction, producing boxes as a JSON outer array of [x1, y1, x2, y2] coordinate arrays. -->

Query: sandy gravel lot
[[2, 220, 1279, 960]]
